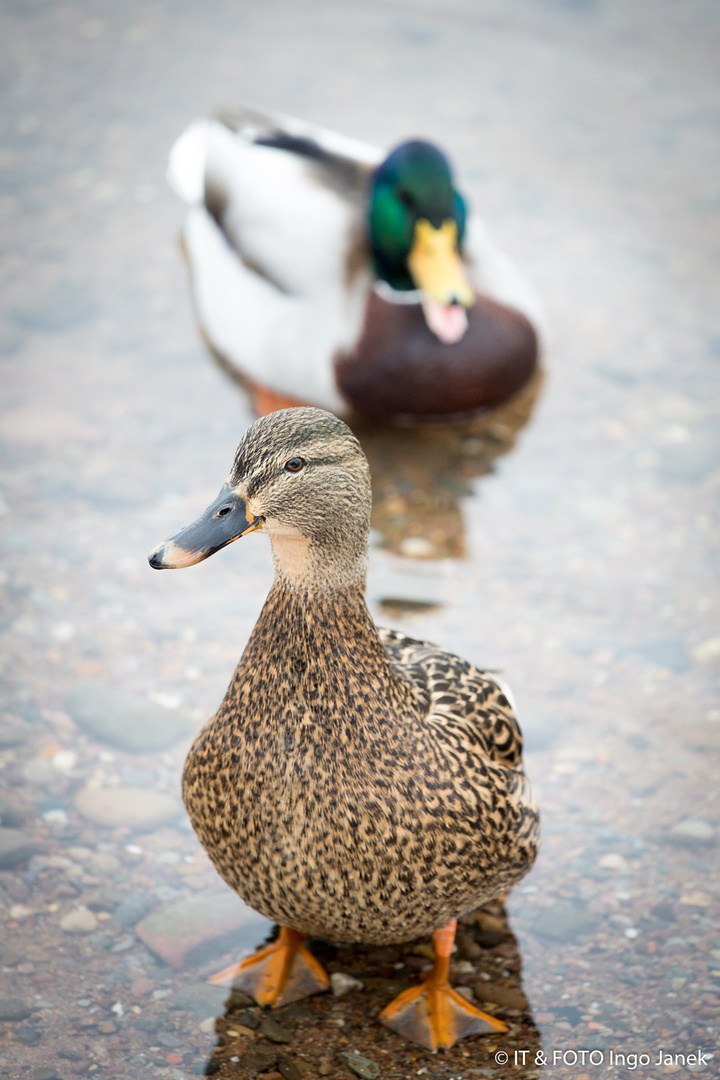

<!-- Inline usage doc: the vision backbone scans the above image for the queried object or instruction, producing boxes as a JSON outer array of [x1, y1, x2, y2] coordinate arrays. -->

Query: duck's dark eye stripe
[[284, 457, 305, 473]]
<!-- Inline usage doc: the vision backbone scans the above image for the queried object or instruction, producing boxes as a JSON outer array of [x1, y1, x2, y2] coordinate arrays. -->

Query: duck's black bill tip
[[148, 539, 208, 570]]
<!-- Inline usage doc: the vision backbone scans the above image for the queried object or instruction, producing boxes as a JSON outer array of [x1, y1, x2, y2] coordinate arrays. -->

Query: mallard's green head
[[368, 141, 474, 342]]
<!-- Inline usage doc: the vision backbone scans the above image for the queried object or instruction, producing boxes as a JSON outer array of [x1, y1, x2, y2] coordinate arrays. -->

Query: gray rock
[[67, 684, 198, 752], [135, 891, 271, 969], [112, 894, 154, 929], [239, 1045, 277, 1073], [259, 1017, 292, 1043], [530, 900, 601, 941], [0, 829, 41, 869], [15, 1025, 42, 1045], [171, 983, 228, 1018], [277, 1056, 303, 1080], [338, 1051, 381, 1079], [0, 998, 33, 1021], [87, 931, 114, 951]]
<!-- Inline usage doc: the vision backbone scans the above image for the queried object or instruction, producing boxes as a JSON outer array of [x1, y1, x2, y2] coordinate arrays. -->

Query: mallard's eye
[[284, 457, 305, 473]]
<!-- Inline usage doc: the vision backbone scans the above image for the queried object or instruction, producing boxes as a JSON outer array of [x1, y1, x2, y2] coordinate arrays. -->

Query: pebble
[[0, 828, 41, 869], [330, 971, 365, 997], [277, 1059, 303, 1080], [135, 891, 270, 968], [240, 1044, 278, 1073], [0, 998, 33, 1021], [59, 906, 99, 934], [97, 1019, 117, 1034], [87, 853, 121, 876], [0, 870, 31, 901], [30, 1069, 61, 1080], [75, 785, 181, 830], [692, 636, 720, 664], [597, 852, 628, 870], [338, 1050, 381, 1079], [9, 903, 34, 920], [473, 982, 528, 1010], [87, 931, 113, 950], [668, 818, 716, 844], [67, 684, 198, 752]]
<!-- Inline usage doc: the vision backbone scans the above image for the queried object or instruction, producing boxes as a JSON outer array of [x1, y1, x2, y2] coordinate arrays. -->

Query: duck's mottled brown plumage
[[155, 407, 538, 948], [181, 545, 537, 935]]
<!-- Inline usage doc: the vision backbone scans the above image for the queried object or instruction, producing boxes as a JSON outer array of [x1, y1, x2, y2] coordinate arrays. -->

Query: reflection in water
[[354, 368, 544, 560], [203, 900, 541, 1078]]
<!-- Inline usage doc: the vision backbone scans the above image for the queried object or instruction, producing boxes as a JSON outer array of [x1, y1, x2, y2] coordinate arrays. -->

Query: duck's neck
[[236, 576, 409, 713], [268, 529, 368, 592]]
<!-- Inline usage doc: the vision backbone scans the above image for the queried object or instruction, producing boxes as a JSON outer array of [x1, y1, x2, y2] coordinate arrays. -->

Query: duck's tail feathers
[[167, 120, 211, 204]]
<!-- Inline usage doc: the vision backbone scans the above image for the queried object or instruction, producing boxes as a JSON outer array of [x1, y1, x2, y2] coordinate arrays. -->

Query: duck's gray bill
[[148, 484, 262, 569]]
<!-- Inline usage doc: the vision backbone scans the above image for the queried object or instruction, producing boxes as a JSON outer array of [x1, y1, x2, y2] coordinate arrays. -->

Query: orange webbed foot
[[207, 926, 330, 1008], [380, 920, 507, 1050]]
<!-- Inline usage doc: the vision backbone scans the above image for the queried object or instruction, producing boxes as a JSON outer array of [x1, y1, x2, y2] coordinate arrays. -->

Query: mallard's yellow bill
[[408, 219, 475, 344], [408, 219, 475, 306]]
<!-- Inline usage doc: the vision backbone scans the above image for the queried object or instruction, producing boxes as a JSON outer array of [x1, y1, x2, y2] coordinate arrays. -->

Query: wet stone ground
[[1, 1, 719, 1079]]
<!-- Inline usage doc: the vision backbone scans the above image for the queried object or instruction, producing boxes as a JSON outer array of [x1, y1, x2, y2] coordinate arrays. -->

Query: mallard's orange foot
[[207, 926, 330, 1008], [248, 381, 308, 418], [380, 919, 507, 1050]]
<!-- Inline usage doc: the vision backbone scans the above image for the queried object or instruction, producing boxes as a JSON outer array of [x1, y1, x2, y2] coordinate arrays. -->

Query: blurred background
[[0, 1, 719, 1078]]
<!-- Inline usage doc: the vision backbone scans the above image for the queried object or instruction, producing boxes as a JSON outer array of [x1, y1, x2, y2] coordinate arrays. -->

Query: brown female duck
[[149, 407, 539, 1050]]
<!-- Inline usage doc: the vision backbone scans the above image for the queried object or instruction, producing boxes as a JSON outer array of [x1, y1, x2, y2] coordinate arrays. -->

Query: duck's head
[[149, 408, 371, 589], [369, 140, 475, 345]]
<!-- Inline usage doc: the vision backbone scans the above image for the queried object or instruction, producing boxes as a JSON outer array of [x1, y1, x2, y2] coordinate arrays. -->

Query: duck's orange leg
[[380, 919, 507, 1050], [245, 379, 308, 418], [207, 926, 329, 1008]]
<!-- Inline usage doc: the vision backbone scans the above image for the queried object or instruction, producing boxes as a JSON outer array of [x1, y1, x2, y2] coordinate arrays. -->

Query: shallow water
[[0, 2, 719, 1078]]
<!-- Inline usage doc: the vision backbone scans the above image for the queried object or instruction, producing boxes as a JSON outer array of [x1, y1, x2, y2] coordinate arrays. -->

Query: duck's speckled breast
[[181, 582, 537, 943]]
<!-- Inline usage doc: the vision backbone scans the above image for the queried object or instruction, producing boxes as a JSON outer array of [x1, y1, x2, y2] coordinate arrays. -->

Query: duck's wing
[[216, 104, 383, 171], [378, 627, 525, 768], [167, 111, 381, 298], [463, 216, 548, 348]]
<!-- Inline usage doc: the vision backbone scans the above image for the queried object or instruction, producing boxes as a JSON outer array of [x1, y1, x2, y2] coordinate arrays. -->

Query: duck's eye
[[284, 457, 305, 473]]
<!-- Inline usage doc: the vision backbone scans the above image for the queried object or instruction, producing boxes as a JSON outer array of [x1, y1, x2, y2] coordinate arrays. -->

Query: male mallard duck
[[168, 106, 546, 422], [149, 407, 539, 1050]]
